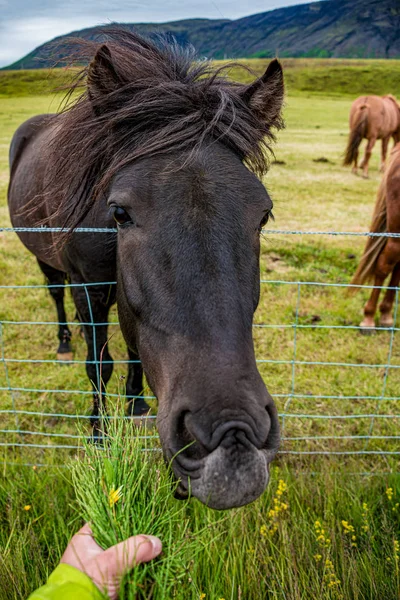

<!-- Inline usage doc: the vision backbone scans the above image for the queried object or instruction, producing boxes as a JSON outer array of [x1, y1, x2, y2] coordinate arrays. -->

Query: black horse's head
[[55, 30, 284, 508], [113, 146, 280, 508]]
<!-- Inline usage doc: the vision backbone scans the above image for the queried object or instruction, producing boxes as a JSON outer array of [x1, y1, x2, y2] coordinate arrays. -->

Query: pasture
[[0, 59, 400, 599]]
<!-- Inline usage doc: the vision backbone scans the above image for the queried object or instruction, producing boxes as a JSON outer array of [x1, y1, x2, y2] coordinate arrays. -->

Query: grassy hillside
[[2, 58, 400, 99]]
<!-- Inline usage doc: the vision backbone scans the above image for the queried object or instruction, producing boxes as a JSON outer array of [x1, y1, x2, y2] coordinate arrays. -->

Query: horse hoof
[[379, 320, 394, 329], [361, 174, 369, 179], [57, 351, 73, 362], [359, 326, 375, 335]]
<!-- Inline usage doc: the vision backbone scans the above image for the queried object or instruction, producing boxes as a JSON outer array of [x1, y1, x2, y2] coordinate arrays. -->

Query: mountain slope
[[4, 0, 400, 70]]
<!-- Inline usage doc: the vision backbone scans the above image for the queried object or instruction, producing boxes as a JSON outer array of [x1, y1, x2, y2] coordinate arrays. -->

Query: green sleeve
[[27, 563, 105, 600]]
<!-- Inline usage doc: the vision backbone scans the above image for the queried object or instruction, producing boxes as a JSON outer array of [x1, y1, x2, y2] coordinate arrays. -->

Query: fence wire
[[0, 226, 399, 466]]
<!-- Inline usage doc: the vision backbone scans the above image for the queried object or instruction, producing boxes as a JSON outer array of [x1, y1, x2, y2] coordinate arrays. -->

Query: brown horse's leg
[[360, 136, 377, 178], [379, 262, 400, 327], [381, 137, 389, 173], [360, 277, 384, 331], [352, 148, 359, 175], [361, 241, 400, 330]]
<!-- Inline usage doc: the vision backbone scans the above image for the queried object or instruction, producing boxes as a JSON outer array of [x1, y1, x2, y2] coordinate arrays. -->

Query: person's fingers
[[101, 534, 162, 576], [61, 523, 104, 568]]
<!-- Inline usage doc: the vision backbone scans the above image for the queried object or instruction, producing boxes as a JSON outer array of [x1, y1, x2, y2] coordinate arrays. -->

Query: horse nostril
[[264, 403, 280, 451], [175, 410, 206, 459], [176, 410, 193, 446]]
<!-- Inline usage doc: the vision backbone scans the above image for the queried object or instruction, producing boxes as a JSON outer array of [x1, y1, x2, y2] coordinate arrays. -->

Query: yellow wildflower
[[361, 503, 370, 532], [314, 554, 322, 562], [24, 505, 31, 511], [394, 539, 399, 561], [265, 479, 289, 535], [108, 485, 123, 508], [386, 488, 394, 501], [199, 594, 206, 599], [32, 466, 37, 471], [341, 520, 355, 534]]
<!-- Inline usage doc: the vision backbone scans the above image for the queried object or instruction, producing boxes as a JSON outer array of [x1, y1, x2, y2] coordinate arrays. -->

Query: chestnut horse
[[352, 143, 400, 331], [8, 29, 284, 509], [343, 95, 400, 178]]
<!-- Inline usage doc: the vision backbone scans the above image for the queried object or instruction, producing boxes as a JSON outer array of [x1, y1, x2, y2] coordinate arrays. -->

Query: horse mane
[[43, 27, 284, 236], [350, 144, 400, 289]]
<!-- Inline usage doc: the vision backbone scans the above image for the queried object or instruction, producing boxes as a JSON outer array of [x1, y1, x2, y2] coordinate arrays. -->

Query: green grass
[[2, 58, 400, 98], [1, 428, 400, 599], [0, 63, 400, 599]]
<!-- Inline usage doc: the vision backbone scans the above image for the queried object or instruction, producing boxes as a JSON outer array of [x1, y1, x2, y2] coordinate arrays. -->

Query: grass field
[[0, 59, 400, 599]]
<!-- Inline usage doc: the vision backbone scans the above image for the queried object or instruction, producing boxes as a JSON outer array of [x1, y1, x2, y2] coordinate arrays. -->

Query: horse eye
[[258, 210, 273, 232], [112, 206, 133, 226]]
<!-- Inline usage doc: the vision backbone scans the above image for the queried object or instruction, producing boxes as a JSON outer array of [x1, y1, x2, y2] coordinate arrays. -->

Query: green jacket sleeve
[[27, 564, 105, 600]]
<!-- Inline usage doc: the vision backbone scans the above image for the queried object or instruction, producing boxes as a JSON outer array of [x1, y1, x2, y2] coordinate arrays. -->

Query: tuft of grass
[[71, 410, 195, 599]]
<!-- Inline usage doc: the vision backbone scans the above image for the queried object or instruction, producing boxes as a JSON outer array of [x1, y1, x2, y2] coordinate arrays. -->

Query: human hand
[[60, 523, 162, 600]]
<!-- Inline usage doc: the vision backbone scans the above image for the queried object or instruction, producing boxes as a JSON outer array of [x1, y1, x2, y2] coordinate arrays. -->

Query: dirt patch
[[264, 253, 291, 274], [313, 156, 334, 164]]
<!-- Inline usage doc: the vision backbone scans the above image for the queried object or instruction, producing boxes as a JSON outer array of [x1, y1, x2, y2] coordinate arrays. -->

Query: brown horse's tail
[[343, 104, 368, 166], [350, 177, 388, 290]]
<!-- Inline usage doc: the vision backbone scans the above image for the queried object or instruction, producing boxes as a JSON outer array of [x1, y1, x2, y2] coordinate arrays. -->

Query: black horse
[[8, 29, 284, 509]]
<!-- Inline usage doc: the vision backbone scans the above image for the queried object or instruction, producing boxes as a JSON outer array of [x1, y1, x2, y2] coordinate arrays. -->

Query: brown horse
[[351, 142, 400, 331], [343, 95, 400, 178]]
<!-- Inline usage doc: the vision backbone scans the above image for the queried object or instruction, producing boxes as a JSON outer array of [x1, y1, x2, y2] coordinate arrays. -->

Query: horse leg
[[360, 279, 383, 332], [379, 262, 400, 327], [126, 348, 150, 416], [37, 259, 72, 361], [361, 241, 400, 331], [381, 137, 389, 173], [71, 284, 114, 440], [360, 136, 377, 179], [352, 148, 359, 175]]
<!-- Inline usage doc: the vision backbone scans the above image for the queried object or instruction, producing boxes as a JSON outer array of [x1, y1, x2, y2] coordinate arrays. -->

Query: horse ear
[[241, 59, 284, 128], [87, 45, 122, 111]]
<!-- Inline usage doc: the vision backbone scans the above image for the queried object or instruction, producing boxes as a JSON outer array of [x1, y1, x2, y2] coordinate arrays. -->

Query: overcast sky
[[0, 0, 314, 67]]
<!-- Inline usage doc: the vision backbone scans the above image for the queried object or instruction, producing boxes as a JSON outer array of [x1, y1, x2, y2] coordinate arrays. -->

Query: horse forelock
[[44, 27, 283, 238]]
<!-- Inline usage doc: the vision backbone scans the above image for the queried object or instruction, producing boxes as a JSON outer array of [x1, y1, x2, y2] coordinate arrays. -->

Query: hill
[[3, 0, 400, 70]]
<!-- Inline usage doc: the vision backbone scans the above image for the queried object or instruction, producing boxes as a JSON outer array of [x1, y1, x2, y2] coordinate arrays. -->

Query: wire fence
[[1, 226, 400, 467]]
